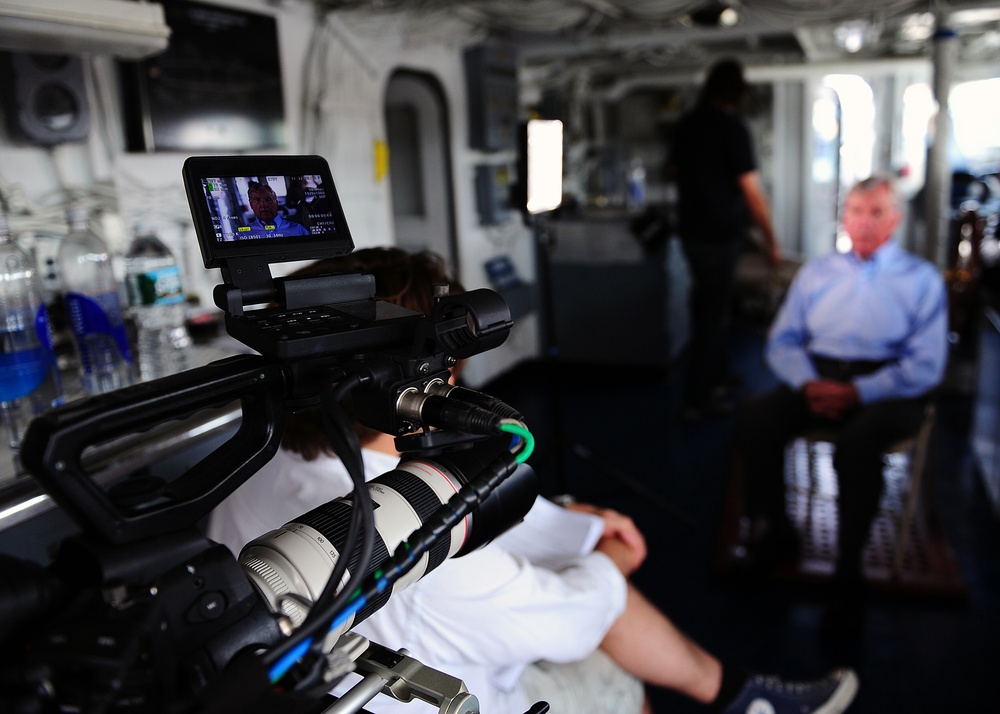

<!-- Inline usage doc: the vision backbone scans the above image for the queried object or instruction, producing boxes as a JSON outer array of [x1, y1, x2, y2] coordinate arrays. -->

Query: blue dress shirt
[[242, 214, 310, 239], [766, 240, 948, 403]]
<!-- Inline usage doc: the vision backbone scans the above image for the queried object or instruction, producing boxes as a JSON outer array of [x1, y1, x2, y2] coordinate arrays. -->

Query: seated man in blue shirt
[[243, 180, 311, 239], [733, 175, 948, 634]]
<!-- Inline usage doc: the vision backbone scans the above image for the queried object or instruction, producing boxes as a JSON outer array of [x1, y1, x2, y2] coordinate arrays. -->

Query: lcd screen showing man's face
[[249, 186, 279, 223], [185, 157, 353, 268]]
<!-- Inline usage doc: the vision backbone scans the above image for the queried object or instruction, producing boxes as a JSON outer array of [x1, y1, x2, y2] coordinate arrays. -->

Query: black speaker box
[[0, 52, 91, 145]]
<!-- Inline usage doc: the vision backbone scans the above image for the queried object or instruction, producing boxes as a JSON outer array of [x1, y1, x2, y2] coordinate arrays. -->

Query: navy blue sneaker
[[723, 668, 858, 714]]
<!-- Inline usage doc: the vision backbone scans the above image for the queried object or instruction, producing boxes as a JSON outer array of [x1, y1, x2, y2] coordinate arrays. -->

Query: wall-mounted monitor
[[120, 0, 285, 152]]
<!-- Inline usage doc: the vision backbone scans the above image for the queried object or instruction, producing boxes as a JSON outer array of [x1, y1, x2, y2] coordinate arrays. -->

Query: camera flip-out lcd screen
[[184, 155, 354, 269]]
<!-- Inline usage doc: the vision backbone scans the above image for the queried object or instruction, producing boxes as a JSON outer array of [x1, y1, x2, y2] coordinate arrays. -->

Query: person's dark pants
[[681, 238, 742, 408], [734, 378, 926, 580]]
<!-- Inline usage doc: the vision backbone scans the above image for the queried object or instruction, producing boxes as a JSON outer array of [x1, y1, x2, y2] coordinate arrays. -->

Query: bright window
[[950, 78, 1000, 173], [822, 75, 876, 189], [899, 82, 935, 196]]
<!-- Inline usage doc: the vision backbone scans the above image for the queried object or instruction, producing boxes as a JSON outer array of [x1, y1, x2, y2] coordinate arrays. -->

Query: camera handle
[[324, 635, 549, 714], [20, 354, 287, 544], [323, 634, 478, 714]]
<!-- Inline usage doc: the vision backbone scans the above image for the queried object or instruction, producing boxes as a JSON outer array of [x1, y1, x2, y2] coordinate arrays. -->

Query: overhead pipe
[[923, 15, 957, 267]]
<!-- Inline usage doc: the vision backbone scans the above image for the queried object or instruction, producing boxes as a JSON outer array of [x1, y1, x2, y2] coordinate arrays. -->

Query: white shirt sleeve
[[357, 542, 628, 671], [207, 448, 367, 556]]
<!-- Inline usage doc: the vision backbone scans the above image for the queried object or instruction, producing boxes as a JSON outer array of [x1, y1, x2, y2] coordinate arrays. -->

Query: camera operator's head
[[281, 247, 465, 459]]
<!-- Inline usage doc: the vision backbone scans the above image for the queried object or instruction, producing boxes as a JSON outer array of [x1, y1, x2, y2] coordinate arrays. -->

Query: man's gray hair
[[850, 174, 900, 210], [247, 180, 275, 199]]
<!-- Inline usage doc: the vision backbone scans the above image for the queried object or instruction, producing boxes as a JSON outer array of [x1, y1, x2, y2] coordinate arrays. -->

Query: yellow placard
[[374, 139, 389, 182]]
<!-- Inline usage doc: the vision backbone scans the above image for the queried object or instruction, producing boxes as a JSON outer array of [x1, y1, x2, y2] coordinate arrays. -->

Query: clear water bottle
[[124, 222, 190, 382], [58, 206, 134, 394], [0, 215, 64, 452]]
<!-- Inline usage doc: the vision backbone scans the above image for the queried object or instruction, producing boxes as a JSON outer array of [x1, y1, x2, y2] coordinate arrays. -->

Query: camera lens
[[238, 453, 536, 636]]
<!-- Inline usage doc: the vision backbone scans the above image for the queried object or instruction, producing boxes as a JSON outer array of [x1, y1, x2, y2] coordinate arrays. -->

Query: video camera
[[0, 156, 539, 714]]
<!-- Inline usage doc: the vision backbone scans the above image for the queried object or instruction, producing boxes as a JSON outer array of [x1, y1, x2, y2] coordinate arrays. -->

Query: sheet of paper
[[492, 496, 605, 569]]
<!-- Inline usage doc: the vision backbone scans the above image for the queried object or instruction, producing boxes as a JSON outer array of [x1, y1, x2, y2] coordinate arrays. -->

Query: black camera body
[[0, 156, 529, 714], [2, 535, 281, 713]]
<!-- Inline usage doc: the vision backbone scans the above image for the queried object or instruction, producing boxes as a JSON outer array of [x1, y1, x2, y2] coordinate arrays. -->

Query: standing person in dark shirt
[[673, 59, 781, 420]]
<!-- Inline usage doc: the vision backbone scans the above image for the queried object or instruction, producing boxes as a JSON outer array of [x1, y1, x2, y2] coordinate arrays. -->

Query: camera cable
[[261, 373, 376, 686], [317, 417, 533, 641], [264, 394, 535, 689]]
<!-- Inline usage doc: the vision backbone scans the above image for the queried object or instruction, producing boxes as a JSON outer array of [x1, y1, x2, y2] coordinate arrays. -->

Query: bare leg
[[600, 583, 722, 704]]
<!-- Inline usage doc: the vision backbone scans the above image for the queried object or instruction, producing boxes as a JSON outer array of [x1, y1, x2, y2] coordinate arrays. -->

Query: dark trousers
[[734, 379, 926, 578], [681, 239, 741, 408]]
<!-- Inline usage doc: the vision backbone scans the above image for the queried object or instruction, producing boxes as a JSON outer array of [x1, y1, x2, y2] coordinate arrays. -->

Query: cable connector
[[396, 390, 502, 435], [423, 381, 524, 421]]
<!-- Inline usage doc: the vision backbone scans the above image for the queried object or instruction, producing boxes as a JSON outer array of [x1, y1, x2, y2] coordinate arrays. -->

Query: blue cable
[[268, 637, 314, 684]]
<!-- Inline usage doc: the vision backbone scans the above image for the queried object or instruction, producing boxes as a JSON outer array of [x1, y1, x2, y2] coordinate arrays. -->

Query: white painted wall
[[0, 0, 539, 387]]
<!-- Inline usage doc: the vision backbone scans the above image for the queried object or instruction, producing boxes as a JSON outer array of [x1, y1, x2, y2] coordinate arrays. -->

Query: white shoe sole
[[815, 668, 860, 714]]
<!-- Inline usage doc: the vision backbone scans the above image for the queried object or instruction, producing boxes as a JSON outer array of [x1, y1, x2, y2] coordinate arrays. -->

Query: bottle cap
[[66, 205, 89, 225], [134, 219, 157, 237]]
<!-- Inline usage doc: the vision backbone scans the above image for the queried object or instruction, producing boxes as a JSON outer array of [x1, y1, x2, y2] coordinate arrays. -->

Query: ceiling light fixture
[[681, 2, 741, 28], [718, 7, 740, 27], [899, 12, 935, 43], [835, 19, 879, 53]]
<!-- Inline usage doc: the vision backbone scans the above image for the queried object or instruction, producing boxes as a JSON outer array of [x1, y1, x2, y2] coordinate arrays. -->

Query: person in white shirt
[[209, 247, 858, 714]]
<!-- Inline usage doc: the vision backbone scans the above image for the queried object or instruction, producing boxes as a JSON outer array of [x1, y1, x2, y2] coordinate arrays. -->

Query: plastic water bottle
[[58, 206, 134, 394], [626, 158, 647, 212], [123, 222, 190, 382], [0, 215, 64, 452]]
